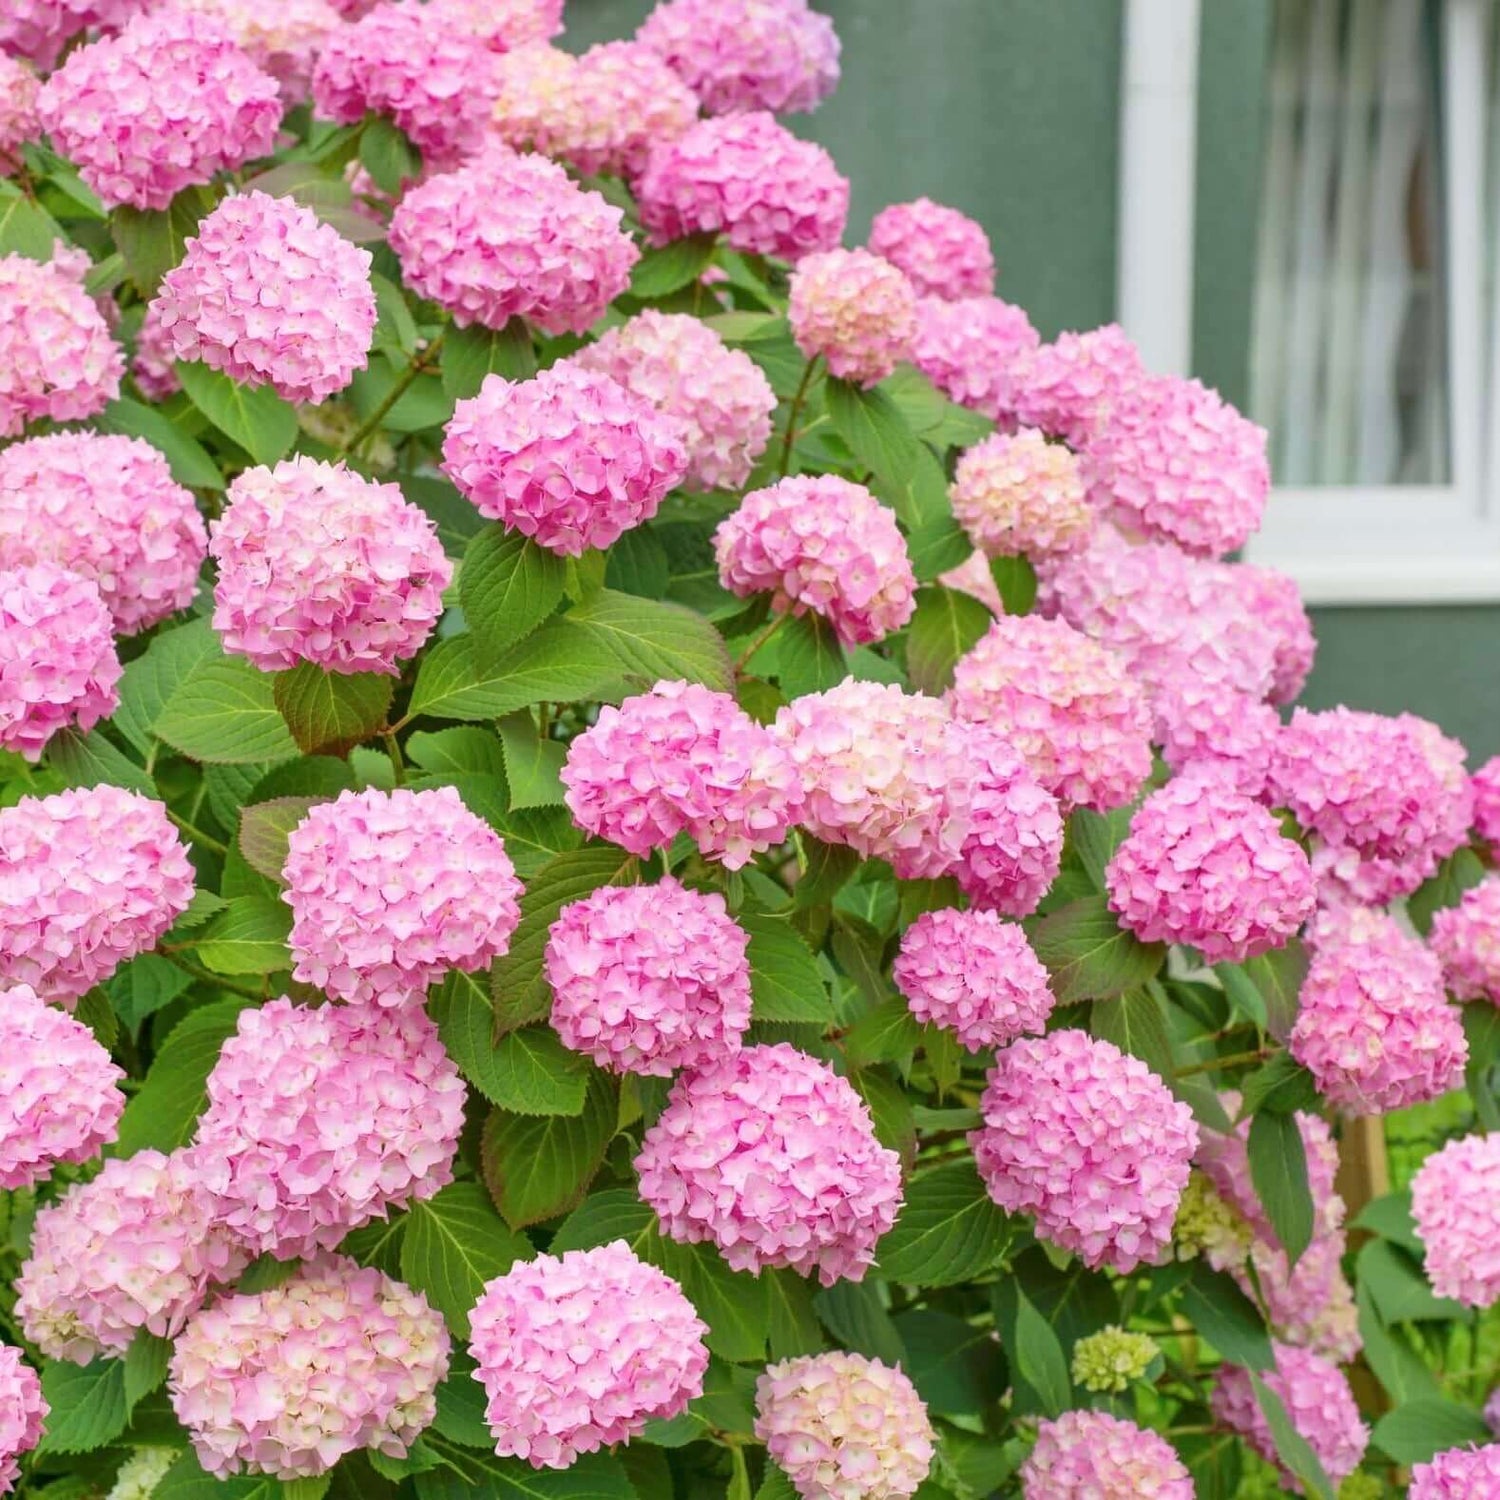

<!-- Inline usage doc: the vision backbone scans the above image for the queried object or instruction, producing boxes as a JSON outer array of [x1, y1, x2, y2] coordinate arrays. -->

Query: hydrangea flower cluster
[[469, 1242, 709, 1469], [971, 1029, 1198, 1272], [1, 0, 142, 70], [1070, 1327, 1161, 1394], [909, 293, 1039, 419], [0, 784, 194, 1007], [1410, 1444, 1500, 1498], [715, 476, 917, 645], [169, 1255, 449, 1479], [488, 44, 584, 158], [562, 680, 803, 868], [949, 428, 1093, 558], [868, 197, 995, 300], [1020, 1410, 1192, 1499], [443, 364, 687, 556], [192, 998, 466, 1259], [636, 1043, 903, 1284], [160, 0, 340, 104], [754, 1352, 934, 1500], [0, 56, 38, 174], [1472, 754, 1500, 844], [787, 248, 917, 386], [1411, 1132, 1500, 1307], [1229, 562, 1318, 704], [0, 1347, 44, 1496], [209, 458, 450, 674], [1430, 876, 1500, 1003], [1010, 322, 1145, 447]]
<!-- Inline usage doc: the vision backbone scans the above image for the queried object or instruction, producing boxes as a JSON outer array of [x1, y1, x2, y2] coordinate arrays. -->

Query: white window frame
[[1117, 0, 1500, 603]]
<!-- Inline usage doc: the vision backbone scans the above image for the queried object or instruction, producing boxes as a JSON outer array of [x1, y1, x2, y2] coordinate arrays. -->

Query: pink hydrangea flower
[[487, 44, 593, 161], [950, 428, 1093, 559], [755, 1352, 934, 1500], [868, 197, 994, 301], [637, 112, 848, 262], [546, 878, 752, 1076], [1154, 688, 1283, 798], [1210, 1345, 1369, 1494], [0, 432, 206, 635], [893, 908, 1054, 1051], [442, 364, 686, 556], [1, 0, 143, 69], [0, 564, 120, 762], [1009, 323, 1145, 448], [1225, 562, 1316, 705], [636, 1042, 904, 1285], [193, 998, 466, 1260], [971, 1029, 1198, 1272], [165, 0, 341, 104], [1021, 1411, 1193, 1500], [715, 476, 916, 646], [469, 1241, 709, 1469], [788, 248, 917, 387], [561, 681, 804, 869], [1411, 1446, 1500, 1499], [130, 297, 180, 400], [1411, 1133, 1500, 1307], [391, 151, 638, 334], [948, 614, 1154, 812], [571, 311, 776, 492], [152, 191, 375, 403], [37, 10, 280, 211], [0, 982, 123, 1190], [0, 248, 122, 437], [0, 785, 194, 1007], [938, 550, 1003, 615], [909, 294, 1039, 421], [1430, 877, 1500, 1004], [0, 56, 38, 174], [16, 1147, 250, 1362], [209, 457, 450, 674], [170, 1255, 449, 1480], [426, 0, 563, 48], [636, 0, 839, 116], [1474, 755, 1500, 845], [0, 1347, 44, 1496], [282, 786, 521, 1006]]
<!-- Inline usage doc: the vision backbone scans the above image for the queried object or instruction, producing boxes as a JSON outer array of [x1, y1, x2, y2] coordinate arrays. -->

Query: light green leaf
[[407, 629, 619, 723], [1250, 1374, 1334, 1498], [238, 797, 321, 882], [905, 586, 990, 695], [876, 1160, 1008, 1286], [115, 619, 223, 754], [408, 727, 509, 780], [400, 1183, 532, 1336], [497, 715, 566, 811], [989, 555, 1037, 614], [360, 116, 422, 197], [123, 1330, 171, 1406], [460, 527, 567, 671], [157, 657, 300, 765], [192, 896, 292, 975], [741, 912, 833, 1023], [550, 1189, 658, 1256], [414, 1437, 635, 1500], [273, 666, 393, 757], [486, 1027, 591, 1116], [0, 180, 66, 260], [823, 378, 950, 529], [1357, 1238, 1466, 1323], [567, 589, 733, 692], [116, 1000, 244, 1154], [44, 728, 153, 796], [176, 361, 299, 465], [36, 1360, 129, 1456], [1236, 939, 1308, 1042], [1372, 1398, 1493, 1465]]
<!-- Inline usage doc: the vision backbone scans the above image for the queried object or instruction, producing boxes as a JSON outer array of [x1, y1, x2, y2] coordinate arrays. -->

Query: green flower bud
[[1070, 1325, 1160, 1394]]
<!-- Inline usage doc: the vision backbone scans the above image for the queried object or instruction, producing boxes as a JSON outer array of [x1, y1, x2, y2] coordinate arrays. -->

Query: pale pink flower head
[[788, 248, 917, 387], [562, 681, 804, 869], [0, 431, 206, 635], [1430, 876, 1500, 1004], [893, 908, 1054, 1052], [950, 428, 1093, 559], [971, 1029, 1198, 1272], [0, 1346, 43, 1496], [391, 150, 637, 334], [0, 982, 124, 1190], [209, 457, 450, 675], [152, 190, 375, 403], [1021, 1411, 1193, 1500], [868, 196, 994, 301], [715, 476, 916, 646], [637, 111, 848, 262], [1412, 1444, 1500, 1497], [1251, 1233, 1362, 1365], [636, 0, 839, 116], [443, 364, 685, 556], [755, 1352, 934, 1500], [0, 563, 120, 762], [37, 10, 280, 211], [487, 44, 586, 159], [1154, 687, 1283, 799], [1224, 562, 1316, 705], [130, 297, 180, 400], [1474, 754, 1500, 845], [1210, 1345, 1369, 1494], [16, 1147, 250, 1362], [1, 0, 143, 70], [282, 786, 521, 1006], [427, 0, 563, 48], [1009, 323, 1146, 448], [165, 0, 340, 103], [1411, 1132, 1500, 1307], [636, 1042, 904, 1285], [571, 310, 775, 492], [948, 614, 1154, 812], [546, 878, 752, 1076], [0, 56, 38, 174], [469, 1241, 708, 1470], [0, 784, 194, 1007], [169, 1254, 449, 1480], [0, 248, 122, 437], [938, 550, 1003, 615], [193, 998, 466, 1260], [909, 293, 1040, 421]]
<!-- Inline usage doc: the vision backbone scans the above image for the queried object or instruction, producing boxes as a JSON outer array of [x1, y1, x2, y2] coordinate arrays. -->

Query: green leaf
[[360, 116, 422, 197], [755, 1473, 798, 1500], [1179, 1262, 1273, 1370], [111, 186, 217, 294], [823, 378, 950, 528], [115, 619, 222, 754], [1372, 1398, 1493, 1465], [551, 1188, 658, 1256], [116, 999, 244, 1154], [176, 362, 299, 465], [1236, 1051, 1318, 1117], [371, 271, 419, 356], [989, 555, 1037, 614], [96, 396, 225, 489], [408, 727, 509, 780], [877, 1160, 1007, 1285], [486, 1027, 591, 1116], [407, 628, 619, 723], [795, 837, 860, 910], [461, 527, 567, 670], [45, 727, 153, 796], [814, 1281, 906, 1366], [432, 1349, 491, 1448], [657, 1239, 770, 1363], [1066, 805, 1135, 892], [400, 1183, 532, 1337], [1247, 1109, 1314, 1264], [497, 714, 566, 811], [904, 587, 989, 696], [774, 611, 847, 697], [1250, 1374, 1334, 1499], [1464, 999, 1500, 1131], [1236, 939, 1308, 1042], [157, 1450, 336, 1498], [1356, 1281, 1442, 1404], [192, 895, 292, 975], [905, 515, 973, 582], [1353, 1190, 1423, 1256], [844, 995, 923, 1068], [895, 1309, 1007, 1419], [741, 911, 833, 1023], [415, 1438, 635, 1500], [0, 180, 65, 259], [123, 1330, 171, 1407], [442, 320, 536, 400], [106, 953, 192, 1035], [273, 666, 393, 757], [157, 656, 300, 765], [36, 1360, 129, 1455], [1408, 845, 1487, 936], [1357, 1238, 1466, 1323], [766, 1269, 825, 1359], [1029, 895, 1166, 1003], [1088, 986, 1176, 1085], [1009, 1285, 1071, 1418], [567, 589, 734, 692], [629, 233, 718, 299], [238, 796, 321, 882], [604, 526, 670, 599]]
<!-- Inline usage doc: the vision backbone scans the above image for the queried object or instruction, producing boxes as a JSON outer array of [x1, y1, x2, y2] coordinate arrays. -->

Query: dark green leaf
[[766, 1269, 825, 1359], [1357, 1239, 1466, 1323], [1067, 805, 1136, 892], [877, 1160, 1008, 1285], [905, 516, 973, 582], [45, 728, 153, 796], [1408, 845, 1487, 936], [360, 116, 422, 197], [844, 996, 923, 1068], [657, 1239, 770, 1363], [1247, 1110, 1314, 1265], [157, 656, 300, 765], [894, 1309, 1007, 1419], [1237, 940, 1308, 1041], [273, 666, 393, 757], [408, 727, 509, 780], [1009, 1285, 1071, 1417], [823, 378, 950, 528], [484, 1027, 591, 1116], [442, 321, 537, 401], [96, 396, 225, 489], [1352, 1190, 1422, 1256], [461, 527, 567, 670], [550, 1189, 657, 1256], [1464, 999, 1500, 1132], [1250, 1375, 1334, 1498], [604, 526, 670, 599], [567, 589, 733, 692], [814, 1281, 905, 1366], [1356, 1281, 1441, 1405], [1179, 1262, 1273, 1370], [989, 555, 1037, 614], [37, 1360, 129, 1455], [111, 186, 217, 294], [123, 1331, 171, 1407], [414, 1437, 635, 1500], [117, 1000, 244, 1154], [371, 271, 419, 356], [1088, 986, 1176, 1086], [1028, 895, 1166, 1002], [794, 837, 860, 910], [1372, 1398, 1493, 1465], [741, 911, 833, 1023], [905, 587, 990, 695], [629, 233, 717, 299], [774, 611, 847, 697], [1236, 1052, 1318, 1117], [400, 1183, 532, 1337], [106, 953, 192, 1036], [176, 362, 298, 465]]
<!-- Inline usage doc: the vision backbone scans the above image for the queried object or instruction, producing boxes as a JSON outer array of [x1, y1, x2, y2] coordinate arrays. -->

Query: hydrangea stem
[[335, 330, 447, 463], [778, 356, 820, 477]]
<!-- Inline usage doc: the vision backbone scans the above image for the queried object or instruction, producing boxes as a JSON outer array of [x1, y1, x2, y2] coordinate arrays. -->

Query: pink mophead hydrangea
[[636, 0, 839, 116], [788, 248, 917, 387], [469, 1241, 709, 1470], [545, 878, 752, 1076], [192, 998, 466, 1260], [0, 784, 194, 1008], [37, 10, 280, 211], [909, 293, 1039, 420], [950, 428, 1094, 559], [169, 1255, 449, 1480], [1009, 323, 1145, 448], [0, 1346, 43, 1495], [636, 1042, 904, 1285], [443, 364, 686, 556], [1473, 755, 1500, 845], [715, 476, 917, 646], [868, 197, 995, 301], [571, 311, 776, 492], [1, 0, 143, 70], [0, 982, 123, 1190], [209, 458, 450, 675], [1411, 1133, 1500, 1308], [488, 45, 589, 159], [282, 786, 521, 1006], [16, 1147, 249, 1362], [637, 111, 848, 262], [0, 56, 38, 174], [164, 0, 340, 105], [152, 190, 375, 404], [1411, 1444, 1500, 1498], [0, 432, 206, 635], [971, 1029, 1198, 1272], [562, 681, 804, 868], [1021, 1411, 1193, 1500], [1430, 876, 1500, 1004], [755, 1352, 935, 1500], [1225, 562, 1316, 704]]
